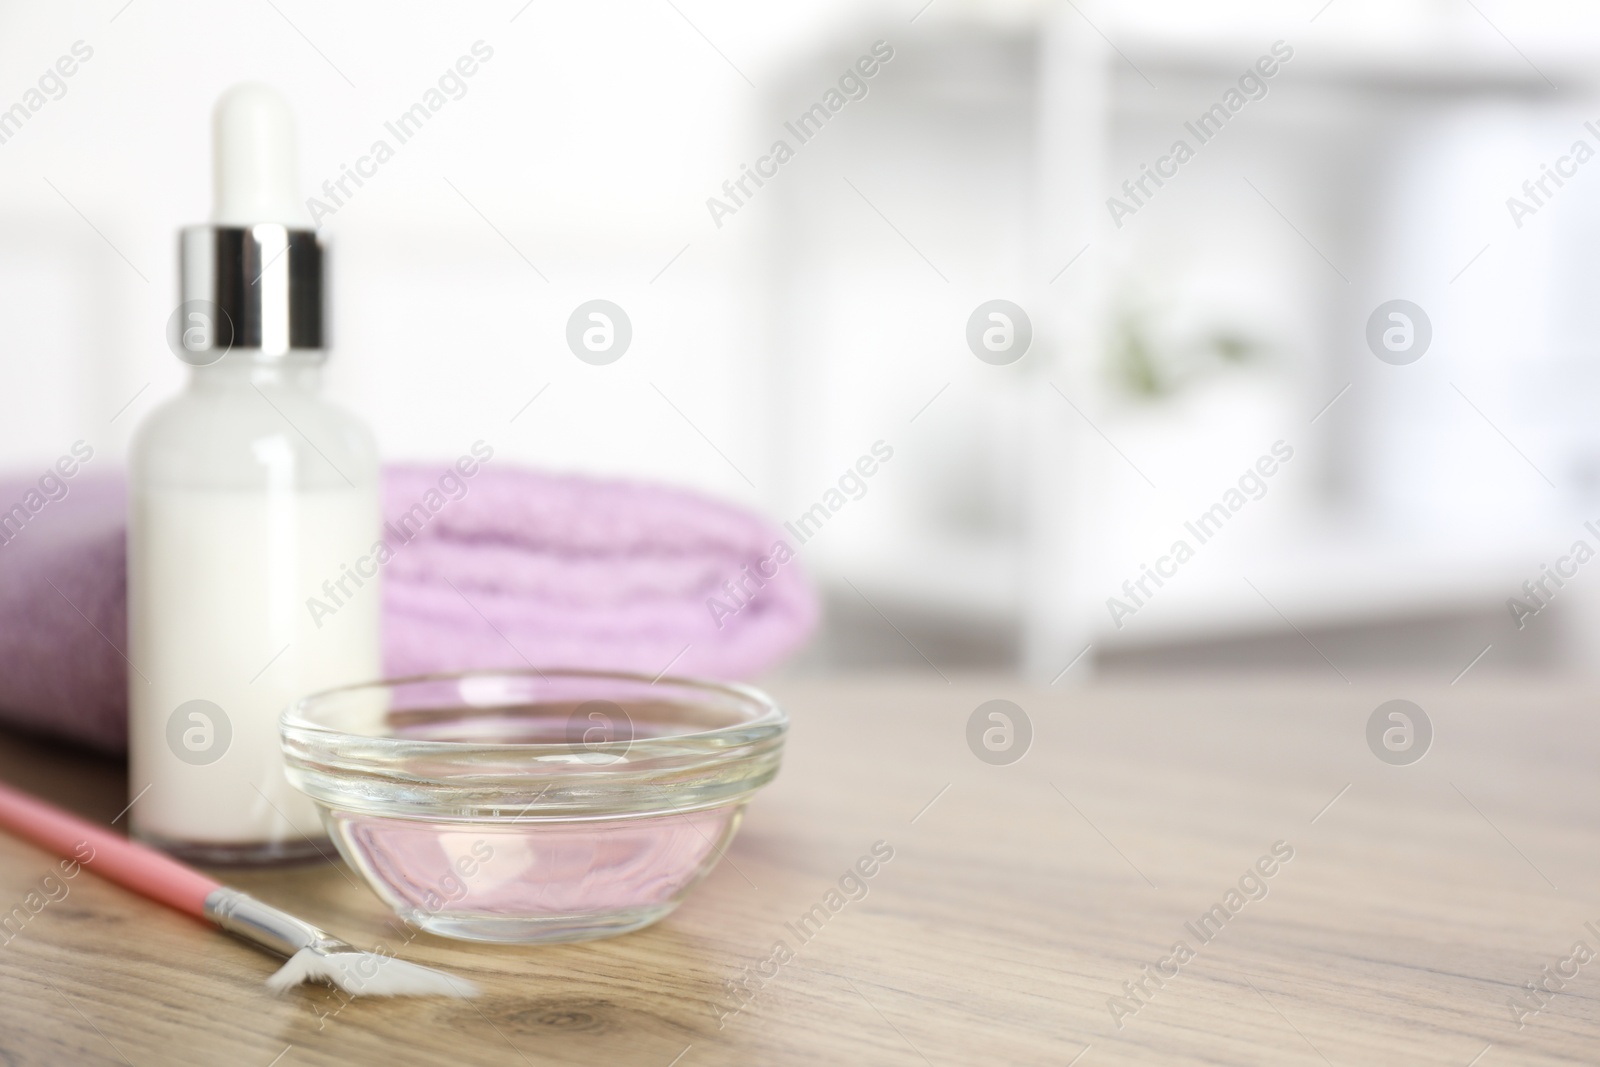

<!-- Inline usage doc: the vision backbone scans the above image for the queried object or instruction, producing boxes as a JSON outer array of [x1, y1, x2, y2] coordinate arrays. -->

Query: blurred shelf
[[1105, 20, 1600, 96], [808, 533, 1024, 623], [1092, 524, 1561, 648], [805, 516, 1570, 656]]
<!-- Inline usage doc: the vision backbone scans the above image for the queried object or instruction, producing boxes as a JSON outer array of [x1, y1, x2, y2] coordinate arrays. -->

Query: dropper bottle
[[128, 84, 381, 864]]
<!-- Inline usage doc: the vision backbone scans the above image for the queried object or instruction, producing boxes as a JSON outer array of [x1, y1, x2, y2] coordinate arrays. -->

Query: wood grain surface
[[0, 676, 1597, 1065]]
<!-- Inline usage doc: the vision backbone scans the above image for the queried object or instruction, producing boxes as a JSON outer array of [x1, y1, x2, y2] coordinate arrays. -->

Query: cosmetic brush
[[0, 779, 477, 997]]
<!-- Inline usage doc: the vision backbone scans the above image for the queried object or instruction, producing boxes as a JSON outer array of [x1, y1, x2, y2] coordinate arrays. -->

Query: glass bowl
[[280, 669, 786, 943]]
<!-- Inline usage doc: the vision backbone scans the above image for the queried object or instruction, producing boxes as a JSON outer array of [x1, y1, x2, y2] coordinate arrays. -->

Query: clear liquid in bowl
[[325, 804, 743, 942]]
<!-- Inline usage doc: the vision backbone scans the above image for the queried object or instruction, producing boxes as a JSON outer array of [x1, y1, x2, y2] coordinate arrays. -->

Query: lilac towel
[[0, 467, 816, 753]]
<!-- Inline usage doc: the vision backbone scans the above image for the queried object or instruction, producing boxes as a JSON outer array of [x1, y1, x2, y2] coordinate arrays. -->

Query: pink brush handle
[[0, 779, 221, 920]]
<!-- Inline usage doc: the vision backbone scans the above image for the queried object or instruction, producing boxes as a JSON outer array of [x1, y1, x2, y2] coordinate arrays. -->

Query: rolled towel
[[0, 474, 127, 753], [379, 464, 816, 680], [0, 466, 816, 752]]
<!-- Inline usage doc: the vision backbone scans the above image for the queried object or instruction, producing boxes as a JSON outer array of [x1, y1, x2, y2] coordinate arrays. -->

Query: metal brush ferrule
[[203, 886, 343, 958], [180, 224, 324, 357]]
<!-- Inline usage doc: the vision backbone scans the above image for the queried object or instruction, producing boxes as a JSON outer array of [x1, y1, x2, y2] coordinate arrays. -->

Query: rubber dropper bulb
[[211, 83, 307, 226]]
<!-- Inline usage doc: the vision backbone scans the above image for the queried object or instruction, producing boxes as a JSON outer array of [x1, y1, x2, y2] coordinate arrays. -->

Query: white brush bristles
[[266, 947, 479, 998]]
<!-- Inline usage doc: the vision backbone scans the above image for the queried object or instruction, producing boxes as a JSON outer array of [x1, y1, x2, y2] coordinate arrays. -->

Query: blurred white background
[[7, 0, 1600, 681]]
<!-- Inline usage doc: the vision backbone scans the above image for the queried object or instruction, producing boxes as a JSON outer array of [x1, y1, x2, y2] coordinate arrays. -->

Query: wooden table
[[1, 676, 1597, 1065]]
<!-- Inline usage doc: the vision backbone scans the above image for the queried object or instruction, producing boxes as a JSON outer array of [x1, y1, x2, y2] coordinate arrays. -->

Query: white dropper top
[[211, 83, 308, 227]]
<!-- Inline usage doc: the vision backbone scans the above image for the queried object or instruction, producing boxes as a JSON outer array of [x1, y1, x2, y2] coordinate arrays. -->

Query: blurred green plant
[[1107, 306, 1266, 400]]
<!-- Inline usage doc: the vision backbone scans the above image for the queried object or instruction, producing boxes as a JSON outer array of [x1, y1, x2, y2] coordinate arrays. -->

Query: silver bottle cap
[[179, 223, 323, 358]]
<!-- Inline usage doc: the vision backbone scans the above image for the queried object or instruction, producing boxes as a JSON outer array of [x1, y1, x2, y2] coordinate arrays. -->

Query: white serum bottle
[[129, 85, 381, 864]]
